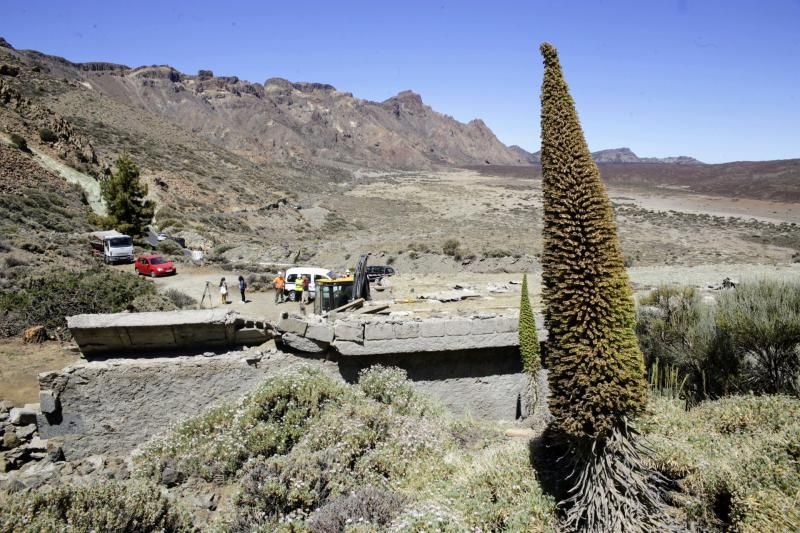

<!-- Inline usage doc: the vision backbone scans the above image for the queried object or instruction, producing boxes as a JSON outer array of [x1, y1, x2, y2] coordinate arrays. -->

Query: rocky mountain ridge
[[509, 145, 703, 165], [3, 39, 529, 170]]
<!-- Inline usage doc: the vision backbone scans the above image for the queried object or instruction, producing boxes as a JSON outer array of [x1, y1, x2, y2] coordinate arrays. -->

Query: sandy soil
[[0, 339, 80, 405]]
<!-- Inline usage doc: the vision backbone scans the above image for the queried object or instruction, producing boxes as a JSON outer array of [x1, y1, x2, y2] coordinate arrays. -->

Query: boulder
[[8, 406, 38, 426], [277, 316, 308, 336], [3, 428, 20, 449], [15, 424, 36, 441], [305, 323, 334, 344], [39, 390, 59, 415], [280, 333, 326, 354]]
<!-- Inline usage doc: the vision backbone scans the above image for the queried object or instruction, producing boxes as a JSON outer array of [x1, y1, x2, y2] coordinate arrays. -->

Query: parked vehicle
[[284, 267, 335, 301], [366, 265, 396, 282], [157, 232, 168, 241], [134, 254, 177, 277], [89, 230, 134, 264]]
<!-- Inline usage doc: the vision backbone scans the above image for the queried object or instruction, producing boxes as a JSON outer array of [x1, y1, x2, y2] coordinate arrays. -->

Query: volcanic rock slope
[[9, 42, 527, 170]]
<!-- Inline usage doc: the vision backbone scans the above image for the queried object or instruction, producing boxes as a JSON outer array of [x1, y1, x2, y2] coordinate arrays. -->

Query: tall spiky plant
[[519, 273, 541, 416], [519, 273, 540, 374], [538, 42, 668, 531]]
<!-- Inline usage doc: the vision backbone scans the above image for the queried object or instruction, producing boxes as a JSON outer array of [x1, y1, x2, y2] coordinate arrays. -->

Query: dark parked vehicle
[[366, 265, 396, 282]]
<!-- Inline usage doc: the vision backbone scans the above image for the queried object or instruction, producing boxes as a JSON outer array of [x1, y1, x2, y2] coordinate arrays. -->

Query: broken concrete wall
[[37, 344, 529, 460], [67, 309, 270, 356], [37, 351, 338, 460]]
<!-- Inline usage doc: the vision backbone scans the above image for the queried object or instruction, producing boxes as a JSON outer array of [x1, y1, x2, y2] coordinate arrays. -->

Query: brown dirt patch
[[0, 338, 80, 405]]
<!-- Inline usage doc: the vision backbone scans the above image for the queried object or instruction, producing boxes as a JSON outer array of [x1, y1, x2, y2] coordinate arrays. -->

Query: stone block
[[39, 390, 59, 415], [444, 319, 472, 336], [419, 320, 445, 338], [15, 424, 36, 440], [334, 321, 363, 342], [471, 318, 496, 335], [280, 333, 326, 353], [364, 321, 394, 341], [305, 324, 334, 344], [277, 317, 308, 336], [8, 406, 38, 426], [393, 321, 420, 339], [335, 331, 519, 356], [494, 317, 518, 333]]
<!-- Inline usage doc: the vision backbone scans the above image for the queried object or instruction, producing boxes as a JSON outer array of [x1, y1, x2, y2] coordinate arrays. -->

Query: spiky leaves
[[539, 43, 647, 441], [519, 273, 540, 374]]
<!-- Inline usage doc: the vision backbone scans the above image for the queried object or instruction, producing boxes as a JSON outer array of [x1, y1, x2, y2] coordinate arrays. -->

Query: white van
[[284, 267, 335, 301]]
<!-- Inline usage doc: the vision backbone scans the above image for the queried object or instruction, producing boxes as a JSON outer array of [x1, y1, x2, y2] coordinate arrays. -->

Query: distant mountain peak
[[508, 145, 702, 165]]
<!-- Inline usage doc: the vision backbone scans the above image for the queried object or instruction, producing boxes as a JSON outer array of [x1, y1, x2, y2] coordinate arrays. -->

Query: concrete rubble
[[275, 310, 546, 357], [67, 309, 272, 356]]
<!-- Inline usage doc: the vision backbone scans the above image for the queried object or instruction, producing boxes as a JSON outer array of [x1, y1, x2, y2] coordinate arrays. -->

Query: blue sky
[[3, 0, 799, 163]]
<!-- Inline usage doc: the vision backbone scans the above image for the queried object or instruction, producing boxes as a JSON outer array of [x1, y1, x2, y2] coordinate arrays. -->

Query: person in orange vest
[[272, 271, 286, 304]]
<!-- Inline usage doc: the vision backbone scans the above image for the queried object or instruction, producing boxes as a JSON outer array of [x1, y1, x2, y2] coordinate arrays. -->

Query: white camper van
[[284, 267, 334, 301]]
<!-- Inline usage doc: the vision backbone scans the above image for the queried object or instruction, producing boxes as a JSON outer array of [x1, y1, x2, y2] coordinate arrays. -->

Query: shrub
[[442, 239, 460, 257], [38, 128, 58, 143], [642, 395, 800, 531], [157, 239, 183, 256], [134, 368, 352, 482], [308, 487, 406, 533], [0, 267, 154, 337], [358, 365, 442, 417], [2, 256, 27, 268], [715, 279, 800, 395], [130, 293, 178, 312], [9, 133, 28, 152], [0, 481, 191, 532], [163, 288, 197, 309], [637, 280, 800, 398]]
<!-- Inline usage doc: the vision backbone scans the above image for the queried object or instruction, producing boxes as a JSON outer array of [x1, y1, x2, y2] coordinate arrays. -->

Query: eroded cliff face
[[4, 41, 528, 170]]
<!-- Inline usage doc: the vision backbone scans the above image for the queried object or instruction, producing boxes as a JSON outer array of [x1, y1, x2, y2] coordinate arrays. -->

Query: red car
[[134, 254, 177, 277]]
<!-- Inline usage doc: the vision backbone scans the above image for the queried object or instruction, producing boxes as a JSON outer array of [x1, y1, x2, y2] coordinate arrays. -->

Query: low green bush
[[642, 395, 800, 531], [0, 267, 154, 337], [636, 280, 800, 399], [38, 128, 58, 143], [157, 239, 183, 256], [134, 368, 352, 482], [163, 288, 197, 309], [130, 293, 178, 312], [9, 133, 28, 152], [442, 239, 460, 256], [0, 481, 191, 532], [358, 365, 442, 417]]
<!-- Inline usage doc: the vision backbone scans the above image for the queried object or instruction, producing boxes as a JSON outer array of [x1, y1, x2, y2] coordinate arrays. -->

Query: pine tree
[[538, 43, 667, 531], [519, 273, 540, 374], [101, 153, 155, 236]]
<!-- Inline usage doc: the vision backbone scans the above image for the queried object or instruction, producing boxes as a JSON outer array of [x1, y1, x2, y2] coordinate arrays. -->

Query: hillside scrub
[[134, 366, 559, 531], [637, 279, 800, 400], [0, 480, 191, 532], [642, 395, 800, 532], [0, 267, 154, 337]]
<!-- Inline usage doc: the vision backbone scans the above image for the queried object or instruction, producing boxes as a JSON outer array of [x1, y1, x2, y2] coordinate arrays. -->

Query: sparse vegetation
[[9, 133, 28, 152], [442, 238, 460, 256], [38, 127, 58, 143], [0, 481, 191, 532], [163, 288, 197, 309], [156, 239, 183, 256], [0, 267, 154, 337], [637, 280, 800, 400]]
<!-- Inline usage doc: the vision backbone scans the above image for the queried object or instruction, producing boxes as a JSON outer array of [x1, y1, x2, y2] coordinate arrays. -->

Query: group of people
[[271, 271, 310, 304], [218, 276, 248, 304]]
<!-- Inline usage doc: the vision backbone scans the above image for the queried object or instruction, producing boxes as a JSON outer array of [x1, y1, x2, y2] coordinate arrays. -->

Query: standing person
[[273, 271, 285, 304], [219, 277, 228, 304], [294, 274, 304, 302], [302, 274, 311, 304], [238, 275, 247, 303]]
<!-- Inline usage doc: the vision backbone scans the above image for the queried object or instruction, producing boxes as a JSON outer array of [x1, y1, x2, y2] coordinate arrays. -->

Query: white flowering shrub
[[358, 365, 442, 417], [135, 367, 352, 482], [307, 487, 406, 533], [0, 481, 191, 532]]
